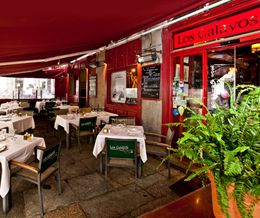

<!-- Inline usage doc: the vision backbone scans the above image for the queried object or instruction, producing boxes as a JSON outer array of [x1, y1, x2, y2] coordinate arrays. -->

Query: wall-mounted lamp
[[88, 61, 105, 68], [136, 52, 157, 64]]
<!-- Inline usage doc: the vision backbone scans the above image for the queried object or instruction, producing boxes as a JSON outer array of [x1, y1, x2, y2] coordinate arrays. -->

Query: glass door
[[208, 48, 235, 111], [207, 41, 260, 111], [172, 54, 203, 116]]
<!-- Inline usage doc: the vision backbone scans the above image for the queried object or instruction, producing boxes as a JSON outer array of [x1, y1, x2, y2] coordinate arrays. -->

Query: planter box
[[209, 172, 260, 218]]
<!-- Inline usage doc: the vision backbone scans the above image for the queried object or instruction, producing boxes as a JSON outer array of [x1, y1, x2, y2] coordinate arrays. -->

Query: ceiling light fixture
[[88, 61, 105, 68], [136, 52, 158, 64]]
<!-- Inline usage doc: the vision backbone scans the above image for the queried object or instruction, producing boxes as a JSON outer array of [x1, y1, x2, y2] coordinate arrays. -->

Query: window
[[0, 77, 55, 99]]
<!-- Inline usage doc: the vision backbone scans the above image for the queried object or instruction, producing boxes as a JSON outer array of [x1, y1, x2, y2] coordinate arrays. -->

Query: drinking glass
[[9, 129, 16, 141]]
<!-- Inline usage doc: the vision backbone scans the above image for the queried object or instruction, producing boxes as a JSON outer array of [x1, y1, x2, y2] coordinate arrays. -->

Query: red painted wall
[[105, 39, 142, 124], [161, 0, 260, 136]]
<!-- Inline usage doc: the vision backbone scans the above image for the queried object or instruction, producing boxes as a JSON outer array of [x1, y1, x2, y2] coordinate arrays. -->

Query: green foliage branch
[[166, 85, 260, 218]]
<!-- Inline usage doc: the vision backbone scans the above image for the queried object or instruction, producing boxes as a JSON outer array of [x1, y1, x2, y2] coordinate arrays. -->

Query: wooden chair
[[144, 127, 175, 178], [69, 102, 78, 106], [0, 126, 9, 133], [17, 110, 34, 117], [20, 101, 30, 109], [79, 107, 92, 113], [44, 101, 56, 118], [11, 144, 62, 217], [102, 138, 142, 178], [47, 109, 68, 136], [54, 109, 68, 115], [71, 117, 97, 152]]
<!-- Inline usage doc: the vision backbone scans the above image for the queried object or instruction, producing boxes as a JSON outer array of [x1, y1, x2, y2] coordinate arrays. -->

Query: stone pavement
[[0, 115, 186, 218]]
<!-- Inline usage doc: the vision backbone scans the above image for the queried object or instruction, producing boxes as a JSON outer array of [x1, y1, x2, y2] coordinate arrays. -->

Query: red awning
[[1, 0, 214, 75]]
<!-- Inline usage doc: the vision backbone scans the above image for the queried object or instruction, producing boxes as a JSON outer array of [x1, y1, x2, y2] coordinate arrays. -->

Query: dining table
[[35, 100, 73, 113], [0, 134, 46, 213], [0, 102, 23, 115], [0, 114, 35, 134], [54, 105, 79, 112], [54, 111, 118, 149], [93, 124, 147, 163]]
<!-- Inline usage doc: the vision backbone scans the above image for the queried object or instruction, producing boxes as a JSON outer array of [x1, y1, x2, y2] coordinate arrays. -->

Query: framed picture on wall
[[89, 75, 97, 97], [111, 71, 126, 103]]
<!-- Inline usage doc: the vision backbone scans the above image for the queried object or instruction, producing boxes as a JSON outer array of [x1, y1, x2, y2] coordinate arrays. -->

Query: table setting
[[93, 124, 147, 162], [0, 113, 35, 134], [0, 131, 45, 201]]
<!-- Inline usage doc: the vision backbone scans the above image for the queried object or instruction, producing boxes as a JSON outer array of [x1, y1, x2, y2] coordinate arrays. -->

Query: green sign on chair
[[104, 138, 142, 178]]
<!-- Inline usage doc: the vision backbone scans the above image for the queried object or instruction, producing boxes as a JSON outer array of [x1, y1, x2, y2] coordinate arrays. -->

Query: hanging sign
[[174, 8, 260, 49]]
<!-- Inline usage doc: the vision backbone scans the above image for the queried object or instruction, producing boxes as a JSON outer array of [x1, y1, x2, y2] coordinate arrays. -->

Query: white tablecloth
[[93, 124, 147, 163], [0, 135, 45, 197], [0, 107, 23, 114], [0, 123, 14, 133], [56, 105, 79, 112], [0, 115, 35, 133], [35, 101, 45, 113], [35, 101, 72, 113], [54, 111, 118, 134]]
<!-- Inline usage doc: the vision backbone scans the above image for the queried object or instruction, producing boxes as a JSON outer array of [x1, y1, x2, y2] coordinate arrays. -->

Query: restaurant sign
[[174, 8, 260, 49]]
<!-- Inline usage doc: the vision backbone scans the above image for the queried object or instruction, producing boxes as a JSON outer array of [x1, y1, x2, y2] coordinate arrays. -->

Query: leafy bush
[[166, 85, 260, 218]]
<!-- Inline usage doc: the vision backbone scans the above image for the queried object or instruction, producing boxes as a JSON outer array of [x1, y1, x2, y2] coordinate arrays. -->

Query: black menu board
[[141, 65, 160, 98]]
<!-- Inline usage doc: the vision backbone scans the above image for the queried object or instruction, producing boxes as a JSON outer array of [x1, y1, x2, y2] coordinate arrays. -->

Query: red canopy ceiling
[[0, 0, 214, 75]]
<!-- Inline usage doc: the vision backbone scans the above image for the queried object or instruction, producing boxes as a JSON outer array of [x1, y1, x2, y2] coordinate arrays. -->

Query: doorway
[[207, 41, 260, 110]]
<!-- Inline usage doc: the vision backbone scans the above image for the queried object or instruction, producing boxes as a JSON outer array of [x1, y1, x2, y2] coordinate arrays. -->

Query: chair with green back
[[11, 144, 62, 217], [44, 101, 56, 118], [50, 109, 69, 136], [17, 110, 34, 117], [71, 116, 97, 152], [69, 102, 78, 106], [104, 138, 142, 178]]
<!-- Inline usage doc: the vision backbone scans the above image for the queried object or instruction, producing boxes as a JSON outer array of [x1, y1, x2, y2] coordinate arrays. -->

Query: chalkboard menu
[[141, 65, 160, 98]]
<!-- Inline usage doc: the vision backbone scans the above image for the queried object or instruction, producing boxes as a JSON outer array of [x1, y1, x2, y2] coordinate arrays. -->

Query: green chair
[[71, 117, 97, 152], [103, 138, 142, 178], [11, 144, 62, 217], [44, 101, 56, 118]]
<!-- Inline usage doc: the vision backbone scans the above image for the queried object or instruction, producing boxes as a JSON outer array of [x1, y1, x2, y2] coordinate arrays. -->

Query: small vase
[[208, 171, 260, 218]]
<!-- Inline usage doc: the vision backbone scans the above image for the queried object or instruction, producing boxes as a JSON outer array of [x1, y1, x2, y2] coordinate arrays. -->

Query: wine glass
[[9, 129, 16, 141]]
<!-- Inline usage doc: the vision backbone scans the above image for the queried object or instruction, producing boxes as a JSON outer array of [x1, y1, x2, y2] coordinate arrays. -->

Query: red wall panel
[[105, 39, 142, 124]]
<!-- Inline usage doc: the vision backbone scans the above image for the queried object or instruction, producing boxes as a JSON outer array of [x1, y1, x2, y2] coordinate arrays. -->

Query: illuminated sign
[[174, 8, 260, 49]]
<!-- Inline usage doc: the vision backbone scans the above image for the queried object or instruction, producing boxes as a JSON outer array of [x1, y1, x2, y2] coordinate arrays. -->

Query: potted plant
[[166, 84, 260, 218]]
